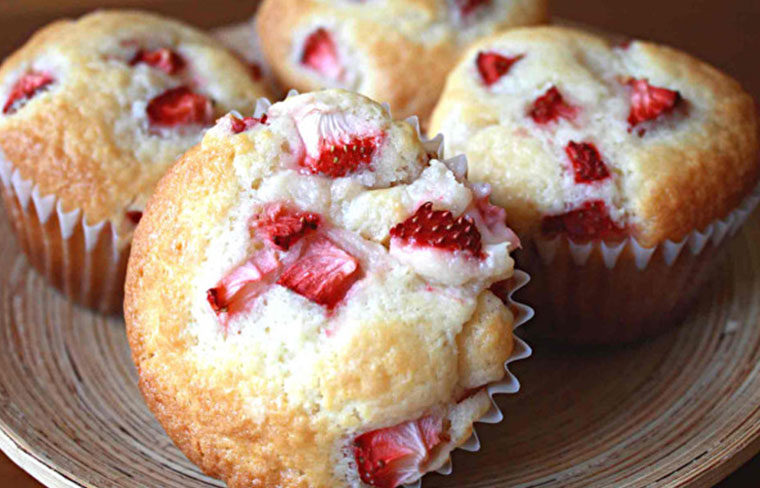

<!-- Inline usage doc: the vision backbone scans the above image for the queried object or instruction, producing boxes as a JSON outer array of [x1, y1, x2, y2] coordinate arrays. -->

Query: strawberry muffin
[[0, 10, 269, 312], [430, 26, 760, 344], [125, 89, 530, 487], [255, 0, 548, 123]]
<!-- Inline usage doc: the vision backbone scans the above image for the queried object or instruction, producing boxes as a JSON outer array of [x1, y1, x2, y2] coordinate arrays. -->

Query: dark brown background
[[0, 0, 758, 486]]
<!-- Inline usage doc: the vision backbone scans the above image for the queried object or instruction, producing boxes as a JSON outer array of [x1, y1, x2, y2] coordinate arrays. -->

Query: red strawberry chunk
[[207, 248, 280, 319], [455, 0, 490, 16], [252, 204, 321, 251], [130, 48, 186, 75], [126, 211, 143, 225], [277, 236, 360, 309], [565, 141, 610, 183], [248, 62, 263, 81], [476, 52, 523, 86], [302, 135, 380, 177], [301, 28, 343, 81], [541, 200, 626, 241], [390, 202, 484, 258], [353, 414, 448, 488], [529, 86, 577, 124], [146, 86, 214, 127], [230, 114, 268, 134], [627, 78, 681, 128], [3, 72, 55, 115]]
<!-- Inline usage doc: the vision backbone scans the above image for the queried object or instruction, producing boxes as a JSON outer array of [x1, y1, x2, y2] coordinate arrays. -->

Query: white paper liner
[[534, 181, 760, 270], [0, 146, 127, 312]]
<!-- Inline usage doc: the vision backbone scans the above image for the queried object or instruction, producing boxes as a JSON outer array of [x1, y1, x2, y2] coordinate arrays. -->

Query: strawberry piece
[[302, 135, 380, 177], [353, 414, 448, 488], [627, 78, 681, 128], [529, 86, 577, 124], [476, 52, 523, 86], [276, 236, 360, 309], [565, 141, 610, 183], [126, 211, 143, 225], [252, 204, 320, 251], [130, 48, 186, 75], [390, 202, 483, 258], [541, 200, 626, 240], [455, 0, 490, 16], [146, 86, 214, 127], [301, 28, 343, 81], [3, 72, 54, 115], [207, 249, 280, 319], [248, 62, 263, 81], [230, 114, 267, 134]]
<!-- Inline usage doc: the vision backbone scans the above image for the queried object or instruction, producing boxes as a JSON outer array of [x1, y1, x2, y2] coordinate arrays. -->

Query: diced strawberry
[[565, 141, 610, 183], [529, 86, 577, 124], [455, 0, 490, 16], [301, 28, 343, 81], [130, 48, 186, 75], [3, 72, 55, 115], [248, 62, 263, 81], [252, 204, 321, 251], [390, 202, 484, 258], [626, 78, 681, 128], [302, 135, 380, 177], [276, 236, 360, 309], [146, 86, 214, 127], [230, 114, 267, 134], [207, 248, 280, 320], [353, 414, 448, 488], [541, 200, 626, 240], [476, 52, 523, 86], [126, 211, 143, 225]]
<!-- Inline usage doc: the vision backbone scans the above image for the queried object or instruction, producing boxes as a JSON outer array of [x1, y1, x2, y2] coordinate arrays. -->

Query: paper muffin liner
[[0, 149, 129, 314], [517, 182, 760, 345]]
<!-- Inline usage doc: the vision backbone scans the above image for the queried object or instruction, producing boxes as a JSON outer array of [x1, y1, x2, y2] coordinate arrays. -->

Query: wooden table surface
[[0, 0, 758, 486]]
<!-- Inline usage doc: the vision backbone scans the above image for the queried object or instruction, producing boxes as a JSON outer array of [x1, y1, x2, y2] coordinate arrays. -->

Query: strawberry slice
[[353, 414, 448, 488], [302, 135, 380, 177], [529, 86, 577, 124], [276, 236, 360, 309], [390, 202, 484, 258], [126, 211, 143, 225], [541, 200, 626, 240], [455, 0, 490, 16], [146, 86, 214, 127], [476, 52, 523, 86], [565, 141, 610, 183], [248, 62, 263, 81], [230, 114, 267, 134], [626, 78, 681, 128], [3, 71, 54, 115], [130, 48, 186, 75], [252, 204, 321, 250], [207, 248, 280, 320], [301, 28, 343, 81]]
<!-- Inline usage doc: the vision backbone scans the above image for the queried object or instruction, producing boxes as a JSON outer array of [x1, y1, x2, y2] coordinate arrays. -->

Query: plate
[[2, 201, 760, 488]]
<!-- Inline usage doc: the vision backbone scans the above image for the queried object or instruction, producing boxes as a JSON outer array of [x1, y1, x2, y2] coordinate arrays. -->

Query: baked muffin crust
[[430, 26, 759, 247], [126, 90, 519, 487]]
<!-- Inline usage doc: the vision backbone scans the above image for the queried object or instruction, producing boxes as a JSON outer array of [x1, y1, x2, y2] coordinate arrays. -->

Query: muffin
[[0, 10, 269, 313], [255, 0, 548, 123], [429, 26, 760, 344], [125, 89, 531, 487]]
